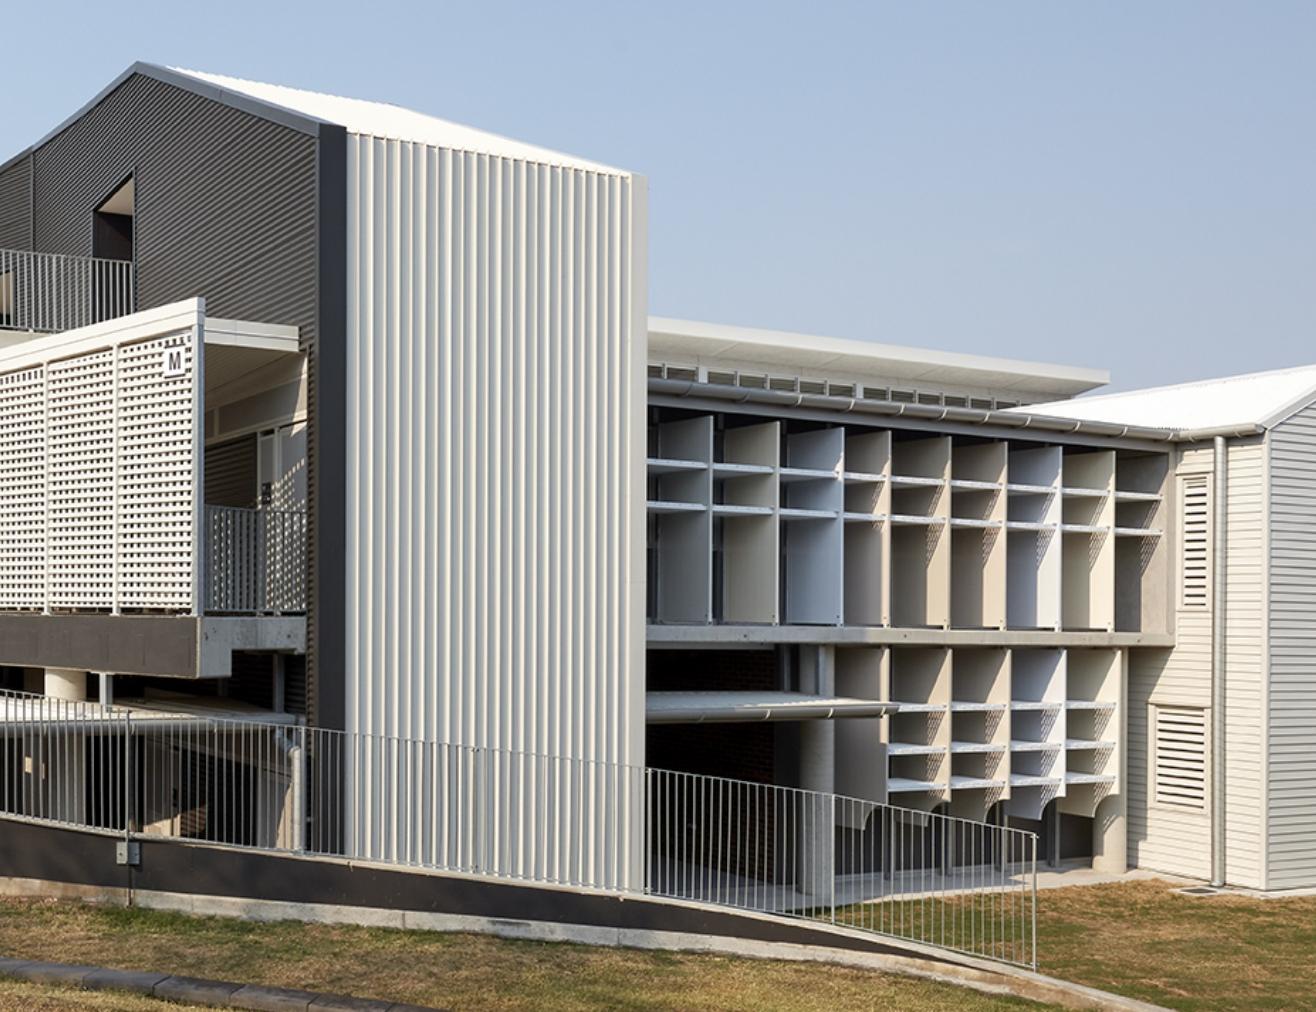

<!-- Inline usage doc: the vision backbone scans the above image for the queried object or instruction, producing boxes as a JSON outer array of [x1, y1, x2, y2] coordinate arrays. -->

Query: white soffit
[[648, 317, 1109, 397], [1013, 364, 1316, 431], [170, 67, 625, 176]]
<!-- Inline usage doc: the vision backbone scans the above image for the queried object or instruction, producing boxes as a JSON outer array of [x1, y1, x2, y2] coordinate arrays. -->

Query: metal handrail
[[0, 688, 1038, 968], [203, 505, 308, 614], [0, 248, 135, 333]]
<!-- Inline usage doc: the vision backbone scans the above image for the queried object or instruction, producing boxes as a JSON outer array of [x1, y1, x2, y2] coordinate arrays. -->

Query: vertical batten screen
[[345, 136, 646, 887]]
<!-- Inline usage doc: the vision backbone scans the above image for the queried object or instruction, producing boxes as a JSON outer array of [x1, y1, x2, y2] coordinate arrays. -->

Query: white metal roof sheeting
[[170, 67, 625, 175], [648, 317, 1109, 397], [1012, 364, 1316, 432], [646, 691, 894, 723]]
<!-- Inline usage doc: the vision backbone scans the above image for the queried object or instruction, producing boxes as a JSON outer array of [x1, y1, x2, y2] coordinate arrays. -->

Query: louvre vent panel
[[0, 367, 47, 609], [1155, 705, 1207, 809], [1181, 476, 1209, 609]]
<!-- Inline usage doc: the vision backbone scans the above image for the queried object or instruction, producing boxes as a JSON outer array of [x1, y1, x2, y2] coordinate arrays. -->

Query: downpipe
[[1211, 437, 1227, 888]]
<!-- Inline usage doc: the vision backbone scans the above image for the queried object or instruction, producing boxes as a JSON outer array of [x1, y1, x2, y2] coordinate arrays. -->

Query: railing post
[[123, 712, 134, 843]]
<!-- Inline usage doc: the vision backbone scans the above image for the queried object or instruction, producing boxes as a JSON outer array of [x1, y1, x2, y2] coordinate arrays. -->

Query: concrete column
[[1092, 793, 1127, 874], [43, 668, 86, 701], [40, 669, 88, 824], [796, 646, 836, 903], [97, 674, 114, 708]]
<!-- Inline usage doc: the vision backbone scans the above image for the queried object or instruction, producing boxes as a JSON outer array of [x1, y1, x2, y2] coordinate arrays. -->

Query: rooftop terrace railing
[[0, 248, 135, 334]]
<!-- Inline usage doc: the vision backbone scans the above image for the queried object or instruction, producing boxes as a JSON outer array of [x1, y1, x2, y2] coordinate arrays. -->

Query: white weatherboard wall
[[0, 302, 204, 614], [1269, 402, 1316, 889], [345, 136, 647, 886], [1126, 439, 1266, 888]]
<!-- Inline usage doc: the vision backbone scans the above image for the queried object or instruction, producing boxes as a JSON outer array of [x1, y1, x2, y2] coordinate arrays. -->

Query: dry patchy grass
[[1036, 879, 1316, 1011], [0, 978, 209, 1010], [0, 897, 1037, 1011]]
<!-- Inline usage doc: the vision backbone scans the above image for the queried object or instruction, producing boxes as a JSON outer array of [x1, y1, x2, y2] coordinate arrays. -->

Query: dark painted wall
[[28, 74, 318, 341], [0, 157, 29, 249], [0, 819, 957, 967]]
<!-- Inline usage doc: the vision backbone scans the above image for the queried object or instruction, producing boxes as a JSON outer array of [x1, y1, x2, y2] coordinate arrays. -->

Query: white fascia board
[[648, 317, 1109, 397], [0, 298, 205, 370], [205, 316, 301, 354]]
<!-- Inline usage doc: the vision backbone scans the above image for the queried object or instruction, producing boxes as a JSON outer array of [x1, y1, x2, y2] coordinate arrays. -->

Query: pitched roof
[[169, 67, 624, 174], [5, 62, 624, 176], [1012, 363, 1316, 432]]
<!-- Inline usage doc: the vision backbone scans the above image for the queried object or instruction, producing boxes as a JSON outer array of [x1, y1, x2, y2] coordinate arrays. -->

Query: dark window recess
[[205, 434, 259, 507], [227, 653, 275, 710], [283, 655, 308, 717], [93, 177, 134, 262]]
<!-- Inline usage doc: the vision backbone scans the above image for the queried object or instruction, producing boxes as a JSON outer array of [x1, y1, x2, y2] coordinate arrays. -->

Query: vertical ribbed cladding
[[29, 73, 318, 335], [0, 155, 31, 249], [346, 136, 646, 885]]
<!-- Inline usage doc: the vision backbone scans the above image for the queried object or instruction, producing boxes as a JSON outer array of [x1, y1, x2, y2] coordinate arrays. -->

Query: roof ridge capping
[[1009, 361, 1316, 434], [165, 64, 628, 175]]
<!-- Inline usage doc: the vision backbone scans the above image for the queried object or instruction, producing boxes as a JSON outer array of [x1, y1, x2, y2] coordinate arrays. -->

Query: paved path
[[0, 955, 445, 1011]]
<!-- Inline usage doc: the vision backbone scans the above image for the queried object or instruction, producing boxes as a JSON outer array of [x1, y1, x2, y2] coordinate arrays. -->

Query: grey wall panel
[[0, 156, 30, 250], [30, 73, 318, 344]]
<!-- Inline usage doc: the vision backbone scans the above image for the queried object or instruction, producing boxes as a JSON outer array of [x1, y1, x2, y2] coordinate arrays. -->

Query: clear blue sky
[[5, 1, 1313, 391]]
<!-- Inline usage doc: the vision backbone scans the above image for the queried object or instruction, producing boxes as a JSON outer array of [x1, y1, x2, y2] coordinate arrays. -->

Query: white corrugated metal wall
[[344, 135, 646, 886], [1268, 401, 1316, 889]]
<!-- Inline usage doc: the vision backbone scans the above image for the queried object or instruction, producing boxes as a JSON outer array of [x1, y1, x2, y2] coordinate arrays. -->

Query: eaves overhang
[[648, 377, 1181, 448]]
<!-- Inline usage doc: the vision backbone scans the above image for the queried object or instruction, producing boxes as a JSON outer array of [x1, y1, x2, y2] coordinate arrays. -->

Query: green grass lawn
[[0, 897, 1036, 1011]]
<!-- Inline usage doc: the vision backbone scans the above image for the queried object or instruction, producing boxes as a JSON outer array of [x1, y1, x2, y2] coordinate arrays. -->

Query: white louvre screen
[[48, 349, 116, 609], [1180, 476, 1209, 609], [117, 334, 196, 610], [0, 320, 200, 615], [0, 367, 47, 609], [1154, 705, 1207, 810]]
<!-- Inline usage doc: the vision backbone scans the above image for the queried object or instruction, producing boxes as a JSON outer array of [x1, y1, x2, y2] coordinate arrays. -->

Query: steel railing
[[203, 506, 308, 614], [0, 248, 135, 333], [0, 689, 1037, 968]]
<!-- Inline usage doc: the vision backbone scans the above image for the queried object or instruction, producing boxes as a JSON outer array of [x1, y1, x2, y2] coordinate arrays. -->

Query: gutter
[[1211, 436, 1228, 887]]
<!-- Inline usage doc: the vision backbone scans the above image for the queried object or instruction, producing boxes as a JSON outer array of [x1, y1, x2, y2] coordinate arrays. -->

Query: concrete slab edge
[[0, 954, 443, 1011], [0, 876, 1166, 1012]]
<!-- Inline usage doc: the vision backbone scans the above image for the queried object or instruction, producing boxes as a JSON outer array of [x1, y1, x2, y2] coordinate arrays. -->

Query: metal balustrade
[[0, 689, 1037, 969], [204, 506, 308, 614], [0, 249, 135, 334]]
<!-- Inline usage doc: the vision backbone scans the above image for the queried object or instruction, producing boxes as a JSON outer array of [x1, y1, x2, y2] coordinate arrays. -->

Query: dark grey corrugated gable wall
[[0, 158, 30, 249], [31, 74, 318, 337], [8, 72, 341, 728]]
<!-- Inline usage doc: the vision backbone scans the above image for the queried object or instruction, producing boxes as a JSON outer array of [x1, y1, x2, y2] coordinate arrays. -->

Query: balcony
[[204, 506, 308, 615], [0, 298, 306, 679], [0, 249, 134, 335]]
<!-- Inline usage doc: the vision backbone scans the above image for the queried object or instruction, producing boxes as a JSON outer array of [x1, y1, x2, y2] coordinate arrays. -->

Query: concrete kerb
[[0, 957, 448, 1012]]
